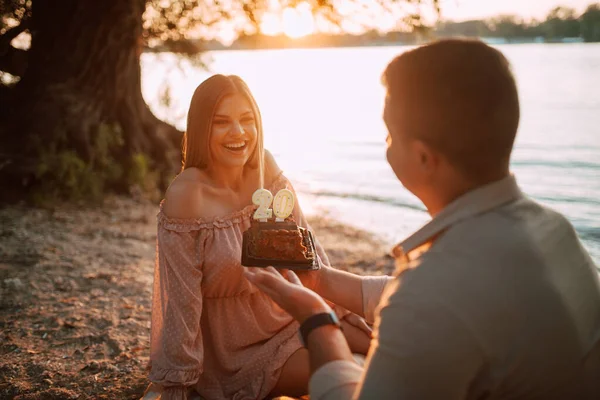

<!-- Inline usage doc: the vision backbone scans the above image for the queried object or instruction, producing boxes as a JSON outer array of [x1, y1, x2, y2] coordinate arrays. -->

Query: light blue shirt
[[310, 175, 600, 400]]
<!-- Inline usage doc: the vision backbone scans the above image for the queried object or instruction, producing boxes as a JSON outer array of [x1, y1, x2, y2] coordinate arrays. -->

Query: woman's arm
[[150, 177, 207, 399], [151, 226, 205, 399]]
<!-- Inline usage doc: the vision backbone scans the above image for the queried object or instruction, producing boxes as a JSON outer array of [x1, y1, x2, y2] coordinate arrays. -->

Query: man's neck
[[425, 170, 510, 217]]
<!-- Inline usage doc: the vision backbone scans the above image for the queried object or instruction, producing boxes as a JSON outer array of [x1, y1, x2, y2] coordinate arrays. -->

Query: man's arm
[[316, 266, 392, 323], [310, 266, 485, 400], [314, 266, 365, 316], [306, 324, 356, 375], [243, 267, 360, 383]]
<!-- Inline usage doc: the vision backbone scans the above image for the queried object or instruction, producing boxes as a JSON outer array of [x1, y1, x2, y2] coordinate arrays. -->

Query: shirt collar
[[392, 175, 524, 258]]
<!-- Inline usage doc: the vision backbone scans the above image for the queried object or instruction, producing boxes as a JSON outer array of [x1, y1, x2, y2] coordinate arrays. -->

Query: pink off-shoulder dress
[[148, 174, 336, 400]]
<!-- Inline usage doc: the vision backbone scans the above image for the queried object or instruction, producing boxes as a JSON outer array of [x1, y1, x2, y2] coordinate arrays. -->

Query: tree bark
[[0, 0, 181, 202], [0, 46, 27, 77]]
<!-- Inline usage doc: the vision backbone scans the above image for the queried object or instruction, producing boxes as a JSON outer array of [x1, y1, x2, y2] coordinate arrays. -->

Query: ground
[[0, 196, 394, 399]]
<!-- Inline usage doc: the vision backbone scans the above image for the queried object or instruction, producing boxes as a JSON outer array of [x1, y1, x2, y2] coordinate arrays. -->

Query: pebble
[[4, 277, 25, 290]]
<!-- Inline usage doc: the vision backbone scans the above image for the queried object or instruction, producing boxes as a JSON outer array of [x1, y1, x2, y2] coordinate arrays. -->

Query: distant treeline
[[437, 3, 600, 42], [227, 3, 600, 49], [149, 3, 600, 53]]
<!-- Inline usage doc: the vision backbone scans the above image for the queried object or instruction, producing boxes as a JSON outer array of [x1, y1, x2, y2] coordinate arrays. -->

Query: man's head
[[382, 39, 520, 214]]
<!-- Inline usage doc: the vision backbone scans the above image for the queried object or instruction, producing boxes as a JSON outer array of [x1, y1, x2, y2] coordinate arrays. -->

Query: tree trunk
[[0, 0, 181, 203]]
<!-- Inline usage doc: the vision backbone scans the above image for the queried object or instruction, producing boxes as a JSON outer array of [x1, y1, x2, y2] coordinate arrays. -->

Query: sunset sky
[[440, 0, 593, 21], [256, 0, 594, 39]]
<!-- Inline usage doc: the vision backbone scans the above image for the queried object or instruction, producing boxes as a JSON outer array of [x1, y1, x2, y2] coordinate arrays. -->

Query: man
[[244, 39, 600, 399]]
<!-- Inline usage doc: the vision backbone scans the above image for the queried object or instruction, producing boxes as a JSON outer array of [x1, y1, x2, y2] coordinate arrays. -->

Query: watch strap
[[299, 312, 341, 347]]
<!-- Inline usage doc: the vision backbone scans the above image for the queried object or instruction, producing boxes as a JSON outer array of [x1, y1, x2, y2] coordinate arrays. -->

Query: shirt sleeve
[[310, 259, 485, 400], [361, 275, 393, 324], [149, 224, 207, 397], [309, 360, 364, 400]]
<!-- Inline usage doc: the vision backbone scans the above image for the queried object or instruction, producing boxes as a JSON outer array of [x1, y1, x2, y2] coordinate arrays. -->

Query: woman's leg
[[268, 348, 310, 398], [268, 319, 371, 398]]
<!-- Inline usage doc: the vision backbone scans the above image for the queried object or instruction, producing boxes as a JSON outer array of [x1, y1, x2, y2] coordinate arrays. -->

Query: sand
[[0, 196, 394, 399]]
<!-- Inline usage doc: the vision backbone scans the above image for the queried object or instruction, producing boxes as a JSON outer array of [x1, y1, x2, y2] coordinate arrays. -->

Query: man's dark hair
[[382, 39, 520, 180]]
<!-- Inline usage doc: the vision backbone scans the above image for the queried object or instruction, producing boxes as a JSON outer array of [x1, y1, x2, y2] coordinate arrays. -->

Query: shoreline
[[0, 196, 392, 399]]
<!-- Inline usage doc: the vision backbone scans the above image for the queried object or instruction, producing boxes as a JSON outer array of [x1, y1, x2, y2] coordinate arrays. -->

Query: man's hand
[[243, 266, 331, 324]]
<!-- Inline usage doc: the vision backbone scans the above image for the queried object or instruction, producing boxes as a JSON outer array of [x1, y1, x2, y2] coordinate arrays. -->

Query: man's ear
[[413, 140, 439, 176]]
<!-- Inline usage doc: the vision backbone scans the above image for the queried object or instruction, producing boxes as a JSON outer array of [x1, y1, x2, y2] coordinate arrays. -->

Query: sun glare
[[282, 3, 315, 38], [260, 13, 281, 36], [260, 2, 315, 38]]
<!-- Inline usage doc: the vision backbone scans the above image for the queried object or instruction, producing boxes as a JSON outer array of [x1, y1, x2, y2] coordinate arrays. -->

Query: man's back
[[394, 196, 600, 399], [353, 176, 600, 400]]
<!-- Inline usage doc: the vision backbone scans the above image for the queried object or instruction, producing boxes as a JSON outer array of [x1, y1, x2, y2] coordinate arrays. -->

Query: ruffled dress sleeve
[[149, 211, 210, 399]]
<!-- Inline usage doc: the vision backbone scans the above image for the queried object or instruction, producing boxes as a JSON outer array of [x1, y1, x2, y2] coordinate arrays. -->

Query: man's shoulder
[[497, 196, 575, 232], [401, 196, 594, 317], [439, 197, 578, 259], [397, 199, 570, 294]]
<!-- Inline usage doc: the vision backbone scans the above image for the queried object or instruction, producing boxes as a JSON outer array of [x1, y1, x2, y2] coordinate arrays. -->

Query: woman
[[147, 75, 371, 400]]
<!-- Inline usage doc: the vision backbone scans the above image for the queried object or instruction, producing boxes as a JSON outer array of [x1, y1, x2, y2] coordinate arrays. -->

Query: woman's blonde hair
[[182, 74, 265, 187]]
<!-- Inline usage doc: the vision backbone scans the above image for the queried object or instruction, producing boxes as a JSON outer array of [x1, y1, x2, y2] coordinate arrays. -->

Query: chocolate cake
[[241, 219, 319, 270]]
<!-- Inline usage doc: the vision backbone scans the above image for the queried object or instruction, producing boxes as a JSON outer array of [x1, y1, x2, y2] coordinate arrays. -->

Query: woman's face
[[209, 93, 258, 170]]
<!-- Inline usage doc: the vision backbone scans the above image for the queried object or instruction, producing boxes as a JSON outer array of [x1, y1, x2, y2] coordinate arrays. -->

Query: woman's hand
[[342, 313, 373, 337], [292, 254, 326, 292], [243, 266, 331, 324]]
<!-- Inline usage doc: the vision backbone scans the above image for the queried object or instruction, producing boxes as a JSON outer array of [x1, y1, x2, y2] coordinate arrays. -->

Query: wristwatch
[[299, 311, 341, 347]]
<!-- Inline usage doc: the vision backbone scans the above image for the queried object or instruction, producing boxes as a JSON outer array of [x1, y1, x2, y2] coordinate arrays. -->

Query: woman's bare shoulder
[[163, 168, 209, 219]]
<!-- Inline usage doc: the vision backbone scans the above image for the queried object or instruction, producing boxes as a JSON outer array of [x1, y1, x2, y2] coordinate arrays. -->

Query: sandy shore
[[0, 196, 394, 399]]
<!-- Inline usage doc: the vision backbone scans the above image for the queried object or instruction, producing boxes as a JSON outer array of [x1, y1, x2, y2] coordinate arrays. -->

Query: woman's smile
[[223, 140, 249, 153]]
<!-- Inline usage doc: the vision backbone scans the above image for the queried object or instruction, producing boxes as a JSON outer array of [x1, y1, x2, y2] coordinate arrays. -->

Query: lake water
[[141, 44, 600, 265]]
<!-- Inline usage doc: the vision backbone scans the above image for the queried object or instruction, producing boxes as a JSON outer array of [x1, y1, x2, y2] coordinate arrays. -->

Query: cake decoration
[[242, 187, 319, 270]]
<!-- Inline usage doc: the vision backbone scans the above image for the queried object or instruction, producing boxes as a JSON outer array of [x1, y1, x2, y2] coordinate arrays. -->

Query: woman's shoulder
[[163, 168, 209, 219]]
